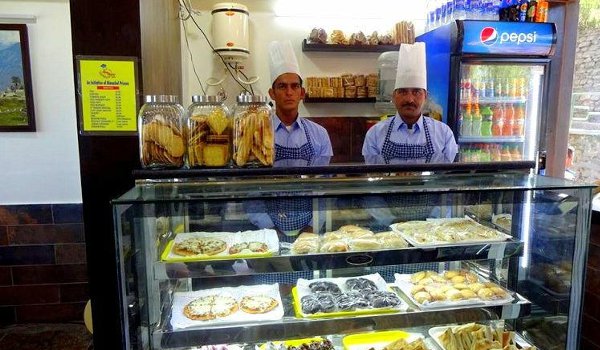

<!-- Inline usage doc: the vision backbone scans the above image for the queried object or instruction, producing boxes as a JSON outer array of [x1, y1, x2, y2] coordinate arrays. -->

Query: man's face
[[268, 73, 305, 113], [392, 88, 427, 124]]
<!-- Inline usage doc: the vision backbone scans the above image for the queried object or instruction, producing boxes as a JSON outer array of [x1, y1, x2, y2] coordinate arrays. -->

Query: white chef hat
[[394, 42, 427, 90], [268, 40, 301, 84]]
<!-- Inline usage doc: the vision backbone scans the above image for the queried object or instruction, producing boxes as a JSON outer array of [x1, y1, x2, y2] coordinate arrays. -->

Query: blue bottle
[[455, 0, 467, 19]]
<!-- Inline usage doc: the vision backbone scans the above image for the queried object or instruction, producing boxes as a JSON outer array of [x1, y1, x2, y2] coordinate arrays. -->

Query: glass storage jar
[[138, 95, 185, 169], [233, 93, 274, 167], [186, 95, 232, 168]]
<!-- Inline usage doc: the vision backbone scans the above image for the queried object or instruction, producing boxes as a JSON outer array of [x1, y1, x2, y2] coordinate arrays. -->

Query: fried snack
[[382, 337, 428, 350], [368, 31, 379, 45]]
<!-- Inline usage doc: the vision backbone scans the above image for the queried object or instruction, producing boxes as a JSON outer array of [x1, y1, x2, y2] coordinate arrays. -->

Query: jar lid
[[192, 95, 223, 103], [236, 93, 268, 103], [145, 95, 179, 103]]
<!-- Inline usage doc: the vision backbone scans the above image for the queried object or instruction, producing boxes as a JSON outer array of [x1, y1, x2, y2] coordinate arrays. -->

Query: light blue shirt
[[362, 115, 458, 164], [247, 114, 333, 232], [272, 114, 333, 167]]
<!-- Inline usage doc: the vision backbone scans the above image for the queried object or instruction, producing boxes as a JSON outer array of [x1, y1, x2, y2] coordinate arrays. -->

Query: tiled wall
[[0, 204, 88, 324], [582, 211, 600, 350]]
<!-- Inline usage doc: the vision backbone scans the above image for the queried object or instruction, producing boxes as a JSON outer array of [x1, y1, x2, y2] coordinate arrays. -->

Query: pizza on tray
[[228, 241, 269, 255], [173, 238, 227, 256], [239, 295, 279, 314], [183, 295, 239, 321]]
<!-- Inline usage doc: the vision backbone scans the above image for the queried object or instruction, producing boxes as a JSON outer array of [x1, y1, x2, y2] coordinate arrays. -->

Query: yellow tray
[[342, 331, 410, 350], [259, 337, 324, 350], [292, 287, 399, 319], [160, 240, 274, 263]]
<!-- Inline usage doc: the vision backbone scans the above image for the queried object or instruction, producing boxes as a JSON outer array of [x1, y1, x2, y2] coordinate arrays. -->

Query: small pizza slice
[[229, 242, 249, 255], [173, 238, 204, 256], [183, 296, 216, 320], [211, 295, 239, 318], [201, 239, 227, 256], [240, 295, 278, 314], [247, 241, 269, 253]]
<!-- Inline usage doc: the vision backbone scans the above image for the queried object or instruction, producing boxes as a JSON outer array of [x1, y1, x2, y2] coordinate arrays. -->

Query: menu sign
[[77, 56, 138, 134]]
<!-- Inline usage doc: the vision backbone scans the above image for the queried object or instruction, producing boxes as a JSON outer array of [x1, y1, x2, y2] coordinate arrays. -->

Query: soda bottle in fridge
[[481, 105, 493, 136], [510, 145, 522, 160], [492, 102, 504, 136], [501, 144, 512, 161], [513, 104, 525, 136], [491, 144, 502, 161], [472, 104, 482, 136], [503, 103, 515, 136], [495, 75, 503, 98]]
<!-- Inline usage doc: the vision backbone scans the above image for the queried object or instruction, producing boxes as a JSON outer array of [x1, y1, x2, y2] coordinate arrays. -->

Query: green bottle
[[480, 106, 493, 137]]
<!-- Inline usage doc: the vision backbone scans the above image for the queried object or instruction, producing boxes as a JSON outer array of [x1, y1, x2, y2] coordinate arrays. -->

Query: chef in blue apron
[[361, 43, 458, 227], [362, 43, 457, 165], [247, 40, 333, 242]]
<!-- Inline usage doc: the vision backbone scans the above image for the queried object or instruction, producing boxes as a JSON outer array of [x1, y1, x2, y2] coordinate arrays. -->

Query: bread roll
[[460, 289, 477, 299], [348, 238, 382, 251], [291, 239, 319, 255], [477, 287, 495, 300], [319, 240, 349, 253], [468, 282, 485, 293], [410, 271, 426, 284], [323, 231, 344, 242]]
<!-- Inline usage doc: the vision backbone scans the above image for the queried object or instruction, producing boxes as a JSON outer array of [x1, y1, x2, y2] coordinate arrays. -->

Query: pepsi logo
[[480, 27, 498, 46]]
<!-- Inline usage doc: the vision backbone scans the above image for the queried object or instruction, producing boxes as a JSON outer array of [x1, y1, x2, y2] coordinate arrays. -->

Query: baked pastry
[[319, 240, 349, 253], [345, 278, 378, 292], [291, 233, 319, 255], [322, 231, 344, 242], [348, 238, 382, 251], [368, 291, 402, 308], [314, 293, 336, 312], [375, 231, 408, 249], [309, 281, 342, 294], [413, 291, 431, 304], [240, 295, 278, 314], [183, 295, 238, 320], [308, 27, 328, 44], [300, 295, 321, 314]]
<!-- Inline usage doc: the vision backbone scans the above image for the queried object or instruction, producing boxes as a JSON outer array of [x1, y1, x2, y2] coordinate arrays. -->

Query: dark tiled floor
[[0, 323, 93, 350]]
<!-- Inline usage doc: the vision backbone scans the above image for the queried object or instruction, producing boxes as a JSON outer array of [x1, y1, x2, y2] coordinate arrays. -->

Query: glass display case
[[112, 170, 593, 350]]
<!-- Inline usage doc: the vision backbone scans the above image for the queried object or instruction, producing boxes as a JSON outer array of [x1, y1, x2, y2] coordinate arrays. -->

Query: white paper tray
[[171, 283, 284, 329], [162, 229, 279, 262], [389, 217, 511, 247], [394, 273, 514, 310]]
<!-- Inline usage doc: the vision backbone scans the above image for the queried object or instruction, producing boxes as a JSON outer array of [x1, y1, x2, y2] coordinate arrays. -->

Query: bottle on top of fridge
[[427, 0, 436, 31], [492, 102, 504, 136], [503, 103, 514, 136], [513, 104, 525, 136], [526, 0, 537, 21], [536, 0, 548, 22], [455, 0, 467, 19], [446, 0, 454, 23], [518, 0, 528, 21], [501, 144, 512, 161], [480, 106, 493, 136]]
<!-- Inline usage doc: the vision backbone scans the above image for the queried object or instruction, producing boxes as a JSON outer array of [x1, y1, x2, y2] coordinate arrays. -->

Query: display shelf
[[153, 240, 525, 280], [155, 286, 531, 348], [460, 97, 527, 105], [304, 97, 375, 103], [458, 136, 525, 143], [519, 280, 569, 315], [302, 39, 400, 53]]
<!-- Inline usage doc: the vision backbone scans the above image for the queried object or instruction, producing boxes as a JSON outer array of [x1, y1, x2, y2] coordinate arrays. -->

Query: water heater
[[211, 2, 250, 62]]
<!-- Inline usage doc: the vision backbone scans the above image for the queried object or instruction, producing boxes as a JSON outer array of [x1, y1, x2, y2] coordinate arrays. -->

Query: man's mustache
[[402, 103, 417, 108]]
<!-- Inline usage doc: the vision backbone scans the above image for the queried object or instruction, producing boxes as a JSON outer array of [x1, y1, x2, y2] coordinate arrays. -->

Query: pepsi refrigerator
[[417, 20, 556, 164]]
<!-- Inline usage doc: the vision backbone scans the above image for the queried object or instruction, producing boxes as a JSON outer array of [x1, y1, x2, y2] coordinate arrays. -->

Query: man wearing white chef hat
[[246, 40, 332, 241], [362, 42, 457, 164]]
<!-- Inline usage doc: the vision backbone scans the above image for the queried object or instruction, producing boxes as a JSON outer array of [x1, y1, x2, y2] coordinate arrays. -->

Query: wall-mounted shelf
[[302, 39, 400, 53], [304, 97, 375, 103]]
